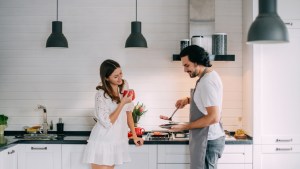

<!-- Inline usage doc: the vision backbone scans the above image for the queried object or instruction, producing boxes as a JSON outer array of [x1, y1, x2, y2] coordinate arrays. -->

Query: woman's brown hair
[[96, 59, 125, 103]]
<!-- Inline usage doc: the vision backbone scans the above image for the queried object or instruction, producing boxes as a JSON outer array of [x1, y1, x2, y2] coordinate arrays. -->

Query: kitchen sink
[[23, 134, 58, 140]]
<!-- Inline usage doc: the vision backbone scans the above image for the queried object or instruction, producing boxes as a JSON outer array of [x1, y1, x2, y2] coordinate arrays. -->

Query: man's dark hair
[[179, 45, 212, 67]]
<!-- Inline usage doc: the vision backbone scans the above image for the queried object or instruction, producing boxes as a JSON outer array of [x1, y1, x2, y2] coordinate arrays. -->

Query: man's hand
[[175, 97, 189, 108], [169, 123, 189, 132]]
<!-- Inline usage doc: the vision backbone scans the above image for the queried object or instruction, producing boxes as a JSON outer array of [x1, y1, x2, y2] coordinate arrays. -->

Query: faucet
[[38, 105, 48, 134]]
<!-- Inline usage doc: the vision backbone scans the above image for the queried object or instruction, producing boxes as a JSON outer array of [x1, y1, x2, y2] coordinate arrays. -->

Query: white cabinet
[[251, 23, 300, 169], [259, 28, 300, 138], [0, 145, 18, 169], [253, 145, 300, 169], [158, 164, 189, 169], [158, 145, 190, 164], [261, 145, 300, 169], [61, 144, 157, 169], [62, 145, 90, 169], [157, 145, 252, 168], [278, 0, 300, 20], [18, 144, 61, 169], [244, 1, 300, 168], [116, 145, 157, 169]]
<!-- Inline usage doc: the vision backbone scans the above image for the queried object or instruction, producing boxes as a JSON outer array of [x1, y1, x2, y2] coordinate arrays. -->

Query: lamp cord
[[56, 0, 58, 21], [135, 0, 137, 21]]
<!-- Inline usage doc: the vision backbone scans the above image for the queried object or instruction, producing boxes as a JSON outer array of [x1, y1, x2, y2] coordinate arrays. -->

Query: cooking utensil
[[168, 108, 179, 121], [159, 122, 189, 129]]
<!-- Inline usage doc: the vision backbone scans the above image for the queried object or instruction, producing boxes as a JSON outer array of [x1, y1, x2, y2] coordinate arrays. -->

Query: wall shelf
[[173, 54, 235, 61]]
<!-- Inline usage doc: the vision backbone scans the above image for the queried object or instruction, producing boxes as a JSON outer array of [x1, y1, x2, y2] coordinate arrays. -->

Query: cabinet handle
[[285, 22, 293, 26], [276, 138, 292, 143], [276, 147, 293, 151], [7, 150, 15, 154], [31, 147, 47, 150]]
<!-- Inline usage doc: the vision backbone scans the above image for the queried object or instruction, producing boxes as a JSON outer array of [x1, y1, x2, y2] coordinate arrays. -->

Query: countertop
[[0, 131, 252, 152]]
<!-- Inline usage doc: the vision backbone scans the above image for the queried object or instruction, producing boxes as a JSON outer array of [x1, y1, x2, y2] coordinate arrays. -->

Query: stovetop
[[145, 132, 189, 141]]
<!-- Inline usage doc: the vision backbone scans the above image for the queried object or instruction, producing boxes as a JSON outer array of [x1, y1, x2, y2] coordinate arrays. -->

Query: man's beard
[[189, 69, 198, 78]]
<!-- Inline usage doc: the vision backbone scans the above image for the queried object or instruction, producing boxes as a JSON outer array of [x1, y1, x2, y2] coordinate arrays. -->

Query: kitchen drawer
[[261, 145, 300, 153], [261, 135, 300, 144], [18, 144, 61, 169], [22, 144, 61, 152], [158, 145, 252, 164]]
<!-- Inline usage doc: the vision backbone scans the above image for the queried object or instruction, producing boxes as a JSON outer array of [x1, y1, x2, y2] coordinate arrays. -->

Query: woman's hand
[[175, 97, 189, 109], [121, 92, 133, 104], [133, 137, 144, 146]]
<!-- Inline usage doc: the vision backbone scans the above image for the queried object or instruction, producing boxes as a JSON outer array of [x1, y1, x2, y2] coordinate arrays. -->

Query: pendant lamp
[[125, 0, 147, 48], [46, 0, 68, 48], [247, 0, 289, 44]]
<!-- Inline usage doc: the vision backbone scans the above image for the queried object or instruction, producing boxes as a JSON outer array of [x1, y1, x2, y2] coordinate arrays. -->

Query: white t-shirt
[[193, 70, 225, 140]]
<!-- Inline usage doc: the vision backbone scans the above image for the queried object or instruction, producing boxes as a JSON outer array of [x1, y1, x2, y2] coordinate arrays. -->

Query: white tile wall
[[0, 0, 243, 131]]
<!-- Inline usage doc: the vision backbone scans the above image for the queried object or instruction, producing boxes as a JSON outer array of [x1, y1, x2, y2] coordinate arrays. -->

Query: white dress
[[83, 82, 134, 166]]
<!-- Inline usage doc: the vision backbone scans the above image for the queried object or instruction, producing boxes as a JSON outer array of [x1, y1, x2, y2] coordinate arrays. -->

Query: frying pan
[[159, 122, 189, 129]]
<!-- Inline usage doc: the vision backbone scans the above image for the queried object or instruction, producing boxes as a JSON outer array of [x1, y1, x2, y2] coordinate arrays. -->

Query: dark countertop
[[1, 131, 252, 151]]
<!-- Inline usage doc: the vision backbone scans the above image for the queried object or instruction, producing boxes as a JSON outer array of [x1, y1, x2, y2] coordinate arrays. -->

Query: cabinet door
[[260, 28, 300, 137], [18, 144, 61, 169], [0, 145, 18, 169], [218, 164, 245, 169], [157, 145, 190, 164], [62, 144, 90, 169], [158, 164, 189, 169], [261, 153, 300, 169], [278, 0, 300, 20], [158, 145, 252, 165], [116, 145, 157, 169]]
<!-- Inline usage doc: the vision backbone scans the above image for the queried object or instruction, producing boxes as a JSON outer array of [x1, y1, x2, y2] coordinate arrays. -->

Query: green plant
[[0, 114, 8, 125]]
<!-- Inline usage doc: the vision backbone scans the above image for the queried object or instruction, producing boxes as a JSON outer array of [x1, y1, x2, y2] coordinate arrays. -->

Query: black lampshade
[[46, 21, 68, 48], [247, 0, 289, 44], [125, 21, 147, 48]]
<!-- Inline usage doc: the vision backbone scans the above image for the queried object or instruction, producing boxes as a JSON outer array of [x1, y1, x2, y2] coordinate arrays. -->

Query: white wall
[[0, 0, 243, 131]]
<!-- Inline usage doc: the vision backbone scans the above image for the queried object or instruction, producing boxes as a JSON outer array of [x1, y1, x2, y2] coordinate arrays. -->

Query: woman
[[83, 59, 144, 169]]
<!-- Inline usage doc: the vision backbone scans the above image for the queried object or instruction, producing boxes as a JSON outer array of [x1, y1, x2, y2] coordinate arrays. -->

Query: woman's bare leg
[[91, 164, 114, 169]]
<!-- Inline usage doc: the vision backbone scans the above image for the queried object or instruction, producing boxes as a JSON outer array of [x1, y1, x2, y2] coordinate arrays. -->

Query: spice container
[[57, 117, 64, 135]]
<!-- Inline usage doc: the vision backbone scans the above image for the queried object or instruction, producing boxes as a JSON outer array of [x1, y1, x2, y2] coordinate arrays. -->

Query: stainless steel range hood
[[188, 0, 235, 61]]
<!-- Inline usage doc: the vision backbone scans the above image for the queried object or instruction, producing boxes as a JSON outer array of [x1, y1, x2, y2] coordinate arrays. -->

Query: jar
[[212, 33, 227, 55], [191, 35, 203, 47]]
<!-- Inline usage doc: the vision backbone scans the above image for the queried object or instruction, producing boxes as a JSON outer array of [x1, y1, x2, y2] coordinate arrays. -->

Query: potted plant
[[0, 114, 8, 135], [132, 102, 147, 127]]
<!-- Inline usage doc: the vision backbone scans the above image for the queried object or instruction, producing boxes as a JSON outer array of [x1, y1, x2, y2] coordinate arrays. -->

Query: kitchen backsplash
[[0, 0, 243, 131]]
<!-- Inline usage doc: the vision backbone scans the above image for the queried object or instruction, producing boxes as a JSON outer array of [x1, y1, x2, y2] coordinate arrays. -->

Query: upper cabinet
[[278, 0, 300, 29], [278, 0, 300, 20]]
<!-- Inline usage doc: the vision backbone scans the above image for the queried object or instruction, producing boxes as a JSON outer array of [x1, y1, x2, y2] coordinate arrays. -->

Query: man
[[161, 45, 225, 169]]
